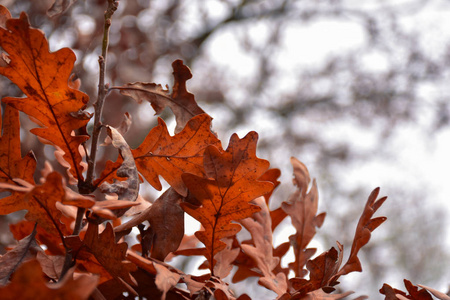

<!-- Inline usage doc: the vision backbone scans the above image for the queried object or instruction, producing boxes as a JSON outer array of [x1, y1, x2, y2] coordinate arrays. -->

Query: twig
[[74, 0, 119, 235]]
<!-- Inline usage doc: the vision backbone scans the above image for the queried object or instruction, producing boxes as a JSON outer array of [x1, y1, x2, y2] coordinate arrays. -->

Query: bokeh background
[[0, 0, 449, 298]]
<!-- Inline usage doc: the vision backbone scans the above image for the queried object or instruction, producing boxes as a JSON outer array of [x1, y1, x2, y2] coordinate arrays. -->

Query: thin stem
[[74, 0, 119, 235]]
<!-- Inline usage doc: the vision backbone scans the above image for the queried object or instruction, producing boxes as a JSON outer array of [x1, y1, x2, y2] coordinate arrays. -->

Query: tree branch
[[74, 0, 119, 235]]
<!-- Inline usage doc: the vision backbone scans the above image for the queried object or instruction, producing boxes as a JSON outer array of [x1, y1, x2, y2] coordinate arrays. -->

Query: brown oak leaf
[[97, 113, 221, 196], [0, 12, 90, 181], [0, 225, 39, 285], [117, 59, 205, 133], [282, 157, 326, 277], [83, 222, 137, 286], [0, 259, 98, 300], [239, 196, 288, 296], [0, 104, 36, 215], [333, 188, 387, 279], [181, 131, 274, 273]]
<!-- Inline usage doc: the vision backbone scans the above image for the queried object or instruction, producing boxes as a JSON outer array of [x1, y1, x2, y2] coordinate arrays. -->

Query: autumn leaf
[[0, 104, 36, 215], [10, 221, 65, 255], [212, 237, 240, 279], [181, 131, 274, 273], [1, 171, 93, 242], [282, 157, 326, 277], [0, 12, 90, 181], [333, 188, 387, 278], [154, 263, 181, 300], [417, 285, 450, 300], [0, 224, 39, 285], [290, 245, 343, 297], [238, 197, 287, 296], [47, 0, 77, 17], [116, 59, 205, 133], [97, 113, 221, 196], [0, 260, 98, 300], [299, 289, 354, 300], [99, 125, 140, 218], [380, 280, 438, 300], [82, 222, 137, 286]]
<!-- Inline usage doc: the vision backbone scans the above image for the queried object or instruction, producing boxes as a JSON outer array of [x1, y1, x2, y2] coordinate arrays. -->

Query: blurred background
[[0, 0, 449, 298]]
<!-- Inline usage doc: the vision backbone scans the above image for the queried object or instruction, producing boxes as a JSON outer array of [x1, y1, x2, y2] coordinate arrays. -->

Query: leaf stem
[[74, 0, 119, 235]]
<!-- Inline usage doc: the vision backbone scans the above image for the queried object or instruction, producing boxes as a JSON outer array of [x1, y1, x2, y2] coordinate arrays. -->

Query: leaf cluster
[[0, 4, 448, 300]]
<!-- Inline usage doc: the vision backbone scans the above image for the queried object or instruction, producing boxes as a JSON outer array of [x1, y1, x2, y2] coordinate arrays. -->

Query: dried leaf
[[154, 263, 181, 300], [0, 12, 90, 181], [290, 246, 343, 296], [213, 238, 240, 279], [36, 252, 65, 280], [334, 188, 387, 278], [97, 114, 221, 196], [0, 5, 11, 28], [10, 221, 65, 255], [300, 289, 354, 300], [0, 105, 36, 215], [99, 126, 140, 218], [119, 59, 205, 133], [181, 131, 274, 273], [240, 197, 287, 296], [146, 188, 185, 261], [282, 157, 326, 277], [102, 112, 132, 146], [83, 222, 137, 286], [0, 260, 98, 300], [47, 0, 77, 17], [0, 225, 39, 285], [417, 285, 450, 300]]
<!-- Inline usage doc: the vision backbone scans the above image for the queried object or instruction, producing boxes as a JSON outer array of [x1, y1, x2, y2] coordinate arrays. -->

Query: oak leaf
[[83, 222, 137, 286], [239, 197, 288, 296], [0, 259, 98, 300], [99, 125, 140, 218], [333, 188, 387, 278], [0, 12, 90, 181], [181, 131, 274, 273], [118, 59, 205, 133], [282, 157, 326, 277], [10, 221, 65, 255], [290, 245, 343, 296], [0, 225, 39, 285], [300, 289, 354, 300], [1, 172, 93, 241], [97, 113, 221, 196], [0, 104, 36, 215], [380, 280, 447, 300], [154, 263, 181, 300]]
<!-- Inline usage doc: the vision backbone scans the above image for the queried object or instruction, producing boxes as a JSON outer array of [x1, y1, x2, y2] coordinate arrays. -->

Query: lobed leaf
[[282, 157, 326, 277], [97, 113, 221, 196], [239, 197, 288, 296], [83, 222, 137, 286], [0, 260, 98, 300], [333, 188, 387, 278], [181, 131, 274, 273], [0, 105, 36, 215], [0, 11, 90, 181], [0, 225, 39, 286], [118, 59, 205, 133]]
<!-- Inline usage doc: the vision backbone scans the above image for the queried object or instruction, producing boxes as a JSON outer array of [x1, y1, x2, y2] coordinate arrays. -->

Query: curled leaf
[[99, 126, 140, 218]]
